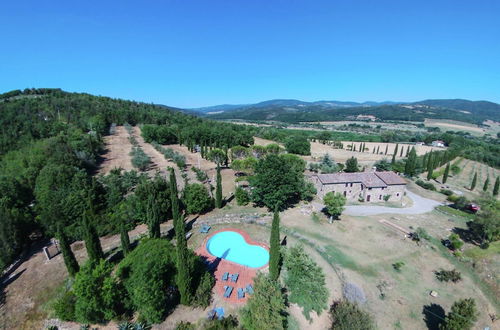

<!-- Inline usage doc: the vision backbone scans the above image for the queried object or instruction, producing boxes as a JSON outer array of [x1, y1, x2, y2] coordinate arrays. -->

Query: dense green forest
[[208, 102, 499, 124]]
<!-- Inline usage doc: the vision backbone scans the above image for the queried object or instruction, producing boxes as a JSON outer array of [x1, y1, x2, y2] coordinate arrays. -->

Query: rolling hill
[[201, 99, 500, 124]]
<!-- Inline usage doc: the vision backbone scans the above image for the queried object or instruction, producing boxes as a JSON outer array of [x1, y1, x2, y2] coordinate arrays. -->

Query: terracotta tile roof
[[374, 171, 407, 185], [315, 171, 406, 188]]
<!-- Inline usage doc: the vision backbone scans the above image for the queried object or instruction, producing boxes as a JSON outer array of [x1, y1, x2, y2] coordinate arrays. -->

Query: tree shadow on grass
[[422, 303, 445, 330], [452, 226, 477, 245]]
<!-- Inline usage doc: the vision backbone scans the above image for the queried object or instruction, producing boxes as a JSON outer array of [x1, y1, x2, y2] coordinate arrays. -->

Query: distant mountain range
[[188, 99, 500, 124]]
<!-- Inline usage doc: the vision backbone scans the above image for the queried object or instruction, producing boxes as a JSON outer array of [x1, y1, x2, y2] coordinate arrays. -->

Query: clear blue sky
[[1, 0, 499, 107]]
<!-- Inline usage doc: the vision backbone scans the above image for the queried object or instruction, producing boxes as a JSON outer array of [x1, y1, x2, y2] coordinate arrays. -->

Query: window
[[368, 187, 372, 190], [350, 183, 353, 187], [361, 184, 364, 190], [379, 195, 382, 200], [367, 195, 371, 202], [343, 191, 347, 196], [396, 193, 400, 197], [345, 183, 348, 187]]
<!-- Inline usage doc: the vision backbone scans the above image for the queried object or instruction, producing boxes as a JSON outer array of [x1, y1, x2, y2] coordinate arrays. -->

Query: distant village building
[[356, 114, 377, 121], [312, 171, 407, 203], [431, 140, 445, 147], [415, 142, 425, 146]]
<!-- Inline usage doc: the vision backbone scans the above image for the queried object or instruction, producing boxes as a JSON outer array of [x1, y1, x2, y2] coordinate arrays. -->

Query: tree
[[82, 206, 104, 262], [391, 144, 398, 165], [269, 210, 281, 281], [384, 145, 388, 155], [323, 192, 346, 220], [470, 172, 477, 190], [183, 183, 212, 214], [117, 239, 178, 323], [284, 244, 328, 320], [285, 136, 311, 155], [494, 177, 499, 196], [344, 157, 359, 173], [73, 259, 122, 323], [439, 298, 478, 330], [319, 154, 338, 173], [426, 156, 434, 181], [330, 300, 375, 330], [404, 147, 417, 176], [235, 186, 250, 205], [400, 145, 404, 157], [467, 200, 500, 245], [240, 273, 286, 330], [251, 154, 309, 210], [376, 146, 380, 154], [374, 159, 392, 171], [169, 167, 192, 305], [443, 162, 450, 183], [482, 176, 490, 192], [56, 223, 79, 277], [208, 148, 226, 166], [215, 164, 223, 208]]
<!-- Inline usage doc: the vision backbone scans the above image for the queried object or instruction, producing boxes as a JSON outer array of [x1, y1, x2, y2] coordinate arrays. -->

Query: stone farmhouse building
[[312, 171, 407, 203]]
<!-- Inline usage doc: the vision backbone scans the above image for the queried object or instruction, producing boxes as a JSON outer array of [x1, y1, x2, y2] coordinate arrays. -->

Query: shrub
[[52, 290, 76, 321], [447, 194, 460, 203], [412, 227, 431, 242], [448, 233, 464, 250], [440, 298, 477, 330], [235, 186, 250, 206], [416, 179, 436, 191], [203, 315, 239, 330], [73, 259, 124, 323], [440, 189, 454, 196], [329, 300, 375, 330], [285, 136, 310, 155], [183, 183, 213, 214], [175, 322, 195, 330], [191, 167, 208, 182], [435, 269, 462, 283], [392, 261, 405, 272], [130, 147, 151, 171]]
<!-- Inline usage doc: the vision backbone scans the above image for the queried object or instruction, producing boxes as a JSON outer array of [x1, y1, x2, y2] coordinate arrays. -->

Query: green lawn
[[464, 241, 500, 260]]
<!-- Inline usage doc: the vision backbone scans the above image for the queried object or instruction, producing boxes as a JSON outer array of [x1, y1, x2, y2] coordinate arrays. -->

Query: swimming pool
[[206, 230, 269, 268]]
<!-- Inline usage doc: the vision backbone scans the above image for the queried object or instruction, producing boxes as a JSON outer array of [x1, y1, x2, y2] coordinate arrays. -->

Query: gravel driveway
[[313, 191, 442, 216], [344, 191, 442, 216]]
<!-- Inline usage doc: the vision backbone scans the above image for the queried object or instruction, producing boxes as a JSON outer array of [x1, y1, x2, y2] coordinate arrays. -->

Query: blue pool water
[[206, 231, 269, 268]]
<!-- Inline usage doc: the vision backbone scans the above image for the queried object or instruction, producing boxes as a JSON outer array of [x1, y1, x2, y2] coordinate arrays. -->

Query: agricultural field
[[424, 119, 486, 136], [308, 120, 425, 132], [421, 158, 500, 201], [254, 136, 443, 167]]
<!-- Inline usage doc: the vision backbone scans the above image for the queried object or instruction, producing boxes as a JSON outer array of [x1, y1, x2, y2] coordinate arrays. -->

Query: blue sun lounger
[[199, 224, 211, 233], [222, 272, 229, 281], [223, 285, 233, 298], [231, 273, 239, 283], [245, 284, 254, 295], [237, 287, 245, 299]]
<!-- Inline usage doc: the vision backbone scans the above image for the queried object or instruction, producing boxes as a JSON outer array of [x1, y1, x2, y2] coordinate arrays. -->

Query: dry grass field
[[423, 158, 500, 201], [254, 136, 443, 167], [424, 119, 486, 136]]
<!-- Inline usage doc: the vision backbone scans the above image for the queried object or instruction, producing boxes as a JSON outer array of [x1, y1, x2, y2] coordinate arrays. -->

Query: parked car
[[467, 203, 480, 213]]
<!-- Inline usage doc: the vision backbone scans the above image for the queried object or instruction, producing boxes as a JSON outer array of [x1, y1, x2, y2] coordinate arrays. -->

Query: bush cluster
[[416, 179, 436, 191]]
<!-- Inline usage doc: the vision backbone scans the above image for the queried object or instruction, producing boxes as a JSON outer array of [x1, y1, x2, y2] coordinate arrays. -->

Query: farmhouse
[[431, 140, 446, 147], [312, 171, 407, 203]]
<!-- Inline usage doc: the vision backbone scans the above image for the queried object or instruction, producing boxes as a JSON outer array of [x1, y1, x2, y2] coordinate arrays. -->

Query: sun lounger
[[207, 309, 216, 320], [199, 224, 211, 233], [231, 273, 239, 283], [222, 272, 229, 281], [237, 288, 245, 299], [214, 307, 225, 319], [223, 286, 233, 298], [245, 284, 254, 295]]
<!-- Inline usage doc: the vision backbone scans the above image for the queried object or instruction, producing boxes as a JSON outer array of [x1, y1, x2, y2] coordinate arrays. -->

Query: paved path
[[313, 191, 442, 216]]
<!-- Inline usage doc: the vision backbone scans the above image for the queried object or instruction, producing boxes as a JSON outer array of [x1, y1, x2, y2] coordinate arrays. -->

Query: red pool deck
[[196, 228, 269, 304]]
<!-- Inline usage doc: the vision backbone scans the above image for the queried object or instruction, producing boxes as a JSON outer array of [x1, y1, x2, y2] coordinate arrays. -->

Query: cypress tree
[[146, 192, 161, 238], [120, 223, 130, 256], [353, 145, 356, 152], [470, 172, 477, 190], [493, 177, 499, 196], [392, 144, 399, 165], [443, 162, 450, 184], [482, 176, 490, 192], [269, 209, 281, 281], [57, 223, 79, 277], [404, 147, 417, 176], [170, 167, 192, 305], [215, 164, 223, 208], [376, 146, 380, 154], [82, 208, 104, 262], [373, 146, 376, 154], [384, 145, 388, 155], [427, 161, 433, 180], [400, 145, 404, 157], [406, 146, 410, 157]]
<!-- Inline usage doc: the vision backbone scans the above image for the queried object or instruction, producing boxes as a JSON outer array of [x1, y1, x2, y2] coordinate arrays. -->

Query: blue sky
[[1, 0, 499, 107]]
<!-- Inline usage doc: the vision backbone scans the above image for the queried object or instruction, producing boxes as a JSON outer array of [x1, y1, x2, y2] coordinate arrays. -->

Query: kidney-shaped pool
[[206, 230, 269, 268]]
